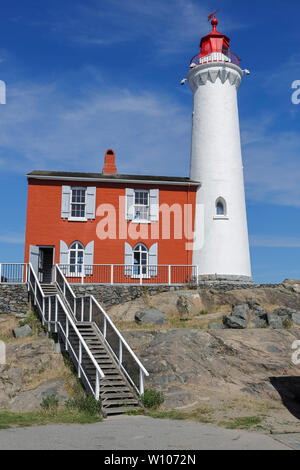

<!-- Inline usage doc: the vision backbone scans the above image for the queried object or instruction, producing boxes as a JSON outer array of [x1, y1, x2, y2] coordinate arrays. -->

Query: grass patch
[[219, 416, 262, 430], [0, 409, 102, 429], [65, 396, 102, 416], [147, 406, 213, 424]]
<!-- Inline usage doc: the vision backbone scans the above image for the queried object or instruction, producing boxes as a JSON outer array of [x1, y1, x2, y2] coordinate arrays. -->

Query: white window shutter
[[124, 242, 133, 276], [126, 188, 134, 220], [148, 242, 158, 277], [61, 186, 71, 219], [86, 187, 96, 220], [149, 189, 159, 222], [29, 245, 40, 276], [85, 241, 94, 275], [59, 241, 69, 271]]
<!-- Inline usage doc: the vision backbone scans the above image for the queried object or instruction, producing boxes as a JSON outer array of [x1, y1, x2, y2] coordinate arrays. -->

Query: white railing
[[59, 264, 198, 286], [0, 263, 28, 284], [54, 264, 149, 394], [27, 263, 105, 400]]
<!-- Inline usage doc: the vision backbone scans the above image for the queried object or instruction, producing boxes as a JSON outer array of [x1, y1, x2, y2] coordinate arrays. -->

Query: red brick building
[[24, 150, 199, 284]]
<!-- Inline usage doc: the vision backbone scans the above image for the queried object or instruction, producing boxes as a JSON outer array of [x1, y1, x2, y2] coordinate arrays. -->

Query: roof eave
[[26, 174, 201, 187]]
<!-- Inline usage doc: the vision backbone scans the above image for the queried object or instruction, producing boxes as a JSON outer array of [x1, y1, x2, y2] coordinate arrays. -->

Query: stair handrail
[[54, 263, 149, 394], [27, 263, 105, 399]]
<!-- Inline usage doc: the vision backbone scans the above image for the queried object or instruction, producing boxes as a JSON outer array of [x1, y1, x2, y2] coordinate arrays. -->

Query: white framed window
[[133, 243, 148, 277], [69, 241, 84, 276], [134, 190, 150, 222], [70, 188, 87, 220]]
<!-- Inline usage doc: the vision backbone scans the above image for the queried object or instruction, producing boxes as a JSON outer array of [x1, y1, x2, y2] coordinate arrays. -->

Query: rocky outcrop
[[123, 328, 300, 411], [0, 336, 76, 411]]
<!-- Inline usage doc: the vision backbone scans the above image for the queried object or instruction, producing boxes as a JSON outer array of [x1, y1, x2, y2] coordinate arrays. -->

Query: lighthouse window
[[216, 198, 226, 216]]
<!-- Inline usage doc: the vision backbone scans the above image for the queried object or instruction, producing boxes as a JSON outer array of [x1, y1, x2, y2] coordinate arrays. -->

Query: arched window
[[69, 241, 84, 275], [216, 197, 226, 216], [133, 243, 148, 276]]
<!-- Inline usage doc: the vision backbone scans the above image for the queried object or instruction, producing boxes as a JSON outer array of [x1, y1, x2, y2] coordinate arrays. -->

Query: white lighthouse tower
[[188, 16, 252, 282]]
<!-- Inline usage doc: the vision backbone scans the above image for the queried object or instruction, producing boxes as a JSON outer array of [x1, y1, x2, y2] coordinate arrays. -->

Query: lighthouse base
[[194, 273, 253, 283]]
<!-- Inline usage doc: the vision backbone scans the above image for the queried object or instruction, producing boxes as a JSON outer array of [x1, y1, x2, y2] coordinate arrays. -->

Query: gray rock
[[273, 307, 297, 319], [267, 313, 283, 329], [176, 295, 192, 316], [231, 303, 250, 322], [223, 315, 248, 329], [13, 325, 33, 338], [252, 305, 267, 315], [134, 308, 166, 325], [292, 313, 300, 325], [253, 316, 268, 328]]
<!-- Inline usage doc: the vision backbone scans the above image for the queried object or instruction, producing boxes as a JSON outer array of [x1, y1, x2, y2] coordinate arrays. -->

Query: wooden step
[[104, 407, 141, 415], [102, 399, 138, 406], [101, 392, 133, 399]]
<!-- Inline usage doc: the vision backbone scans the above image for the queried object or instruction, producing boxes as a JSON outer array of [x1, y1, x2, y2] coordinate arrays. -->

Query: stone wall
[[0, 285, 29, 315], [72, 282, 283, 310]]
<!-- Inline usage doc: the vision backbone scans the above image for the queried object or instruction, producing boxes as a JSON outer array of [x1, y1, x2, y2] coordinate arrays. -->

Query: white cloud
[[0, 78, 191, 176], [250, 235, 300, 248]]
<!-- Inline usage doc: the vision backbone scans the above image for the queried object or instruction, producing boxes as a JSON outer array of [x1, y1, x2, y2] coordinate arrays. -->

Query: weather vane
[[208, 9, 219, 21]]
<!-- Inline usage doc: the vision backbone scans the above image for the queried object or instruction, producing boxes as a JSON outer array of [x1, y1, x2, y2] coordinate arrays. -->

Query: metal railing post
[[0, 264, 2, 284], [34, 281, 37, 305], [139, 369, 144, 395], [48, 297, 51, 332], [81, 297, 84, 322], [119, 338, 123, 365], [111, 265, 114, 285], [168, 265, 171, 285], [74, 297, 77, 320], [103, 317, 107, 339], [78, 342, 82, 378], [196, 265, 199, 286], [42, 297, 45, 325], [89, 297, 92, 322], [65, 318, 69, 351], [95, 371, 100, 401], [55, 296, 58, 333]]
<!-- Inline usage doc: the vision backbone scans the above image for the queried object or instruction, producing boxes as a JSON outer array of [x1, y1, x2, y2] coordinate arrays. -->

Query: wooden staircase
[[40, 284, 142, 416]]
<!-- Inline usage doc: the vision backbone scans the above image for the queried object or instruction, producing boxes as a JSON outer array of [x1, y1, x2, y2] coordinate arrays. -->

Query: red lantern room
[[190, 17, 240, 67], [200, 18, 230, 58]]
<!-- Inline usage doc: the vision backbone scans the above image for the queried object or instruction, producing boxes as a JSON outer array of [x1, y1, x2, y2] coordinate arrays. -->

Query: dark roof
[[27, 170, 200, 186]]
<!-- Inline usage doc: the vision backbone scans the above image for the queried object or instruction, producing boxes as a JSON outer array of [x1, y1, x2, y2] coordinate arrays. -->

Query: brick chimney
[[102, 149, 117, 175]]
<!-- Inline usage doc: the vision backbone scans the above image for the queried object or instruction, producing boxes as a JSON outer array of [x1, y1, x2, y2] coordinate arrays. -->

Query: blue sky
[[0, 0, 299, 283]]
